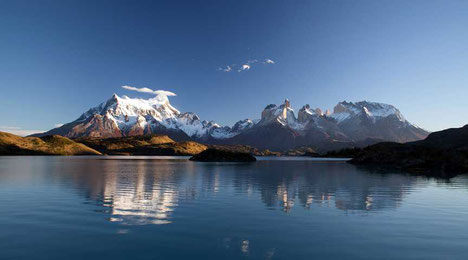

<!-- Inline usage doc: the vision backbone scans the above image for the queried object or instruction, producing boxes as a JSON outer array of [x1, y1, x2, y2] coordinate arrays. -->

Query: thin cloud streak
[[122, 86, 176, 96], [218, 65, 232, 72], [219, 58, 275, 73]]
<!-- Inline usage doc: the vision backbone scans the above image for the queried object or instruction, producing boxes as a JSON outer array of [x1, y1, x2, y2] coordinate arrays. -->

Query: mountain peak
[[107, 93, 121, 104], [259, 99, 296, 127]]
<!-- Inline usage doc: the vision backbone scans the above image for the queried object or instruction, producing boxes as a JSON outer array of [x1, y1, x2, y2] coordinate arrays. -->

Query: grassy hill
[[76, 135, 175, 153], [77, 135, 207, 155], [0, 132, 101, 155]]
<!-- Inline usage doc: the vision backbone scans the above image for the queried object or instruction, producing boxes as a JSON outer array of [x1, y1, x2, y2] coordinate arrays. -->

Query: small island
[[189, 149, 256, 162]]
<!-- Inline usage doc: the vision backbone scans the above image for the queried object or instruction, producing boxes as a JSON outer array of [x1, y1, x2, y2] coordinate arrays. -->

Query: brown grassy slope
[[76, 135, 174, 153], [77, 135, 207, 155], [0, 132, 102, 155], [77, 135, 286, 156]]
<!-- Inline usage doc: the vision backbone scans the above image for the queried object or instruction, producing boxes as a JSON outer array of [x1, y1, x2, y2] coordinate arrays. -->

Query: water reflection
[[71, 159, 193, 225], [39, 157, 431, 225], [101, 166, 178, 225], [1, 156, 468, 259], [235, 161, 419, 213]]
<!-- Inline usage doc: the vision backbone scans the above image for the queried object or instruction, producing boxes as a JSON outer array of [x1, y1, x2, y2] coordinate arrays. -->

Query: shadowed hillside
[[350, 125, 468, 176]]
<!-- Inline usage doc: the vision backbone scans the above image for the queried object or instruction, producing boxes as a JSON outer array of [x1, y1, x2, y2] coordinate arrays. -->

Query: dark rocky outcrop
[[189, 149, 256, 162]]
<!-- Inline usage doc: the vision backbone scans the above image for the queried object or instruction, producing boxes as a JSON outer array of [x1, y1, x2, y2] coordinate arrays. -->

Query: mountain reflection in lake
[[51, 157, 418, 224], [1, 156, 468, 259]]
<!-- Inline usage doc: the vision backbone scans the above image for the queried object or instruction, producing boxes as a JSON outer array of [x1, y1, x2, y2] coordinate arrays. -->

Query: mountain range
[[34, 94, 429, 152]]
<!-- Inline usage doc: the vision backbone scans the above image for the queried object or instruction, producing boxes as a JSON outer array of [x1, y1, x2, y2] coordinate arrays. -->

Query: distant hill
[[76, 135, 285, 156], [0, 132, 101, 155], [0, 132, 299, 157]]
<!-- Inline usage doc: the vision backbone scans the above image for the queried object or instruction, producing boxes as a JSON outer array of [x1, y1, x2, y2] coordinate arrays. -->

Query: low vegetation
[[209, 144, 281, 156]]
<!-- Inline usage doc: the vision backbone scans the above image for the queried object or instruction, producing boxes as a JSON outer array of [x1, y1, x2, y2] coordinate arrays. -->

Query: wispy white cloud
[[121, 86, 176, 97], [219, 58, 275, 73], [238, 64, 251, 72], [218, 65, 232, 72], [154, 90, 177, 97], [0, 126, 44, 136], [122, 85, 156, 94], [121, 86, 177, 104], [54, 123, 64, 128]]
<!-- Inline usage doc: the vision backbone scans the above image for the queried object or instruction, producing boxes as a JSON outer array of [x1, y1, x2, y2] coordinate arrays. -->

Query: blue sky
[[1, 0, 467, 135]]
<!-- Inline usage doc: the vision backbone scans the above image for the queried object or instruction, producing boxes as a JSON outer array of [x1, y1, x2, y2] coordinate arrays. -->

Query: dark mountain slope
[[350, 125, 468, 176]]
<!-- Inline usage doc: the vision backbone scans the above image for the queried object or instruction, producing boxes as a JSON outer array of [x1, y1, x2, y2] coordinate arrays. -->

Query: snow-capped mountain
[[227, 99, 429, 151], [328, 101, 427, 143], [38, 93, 234, 140], [36, 94, 429, 152]]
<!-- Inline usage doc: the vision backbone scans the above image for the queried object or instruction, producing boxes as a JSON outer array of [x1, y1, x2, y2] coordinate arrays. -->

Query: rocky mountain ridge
[[227, 99, 428, 151]]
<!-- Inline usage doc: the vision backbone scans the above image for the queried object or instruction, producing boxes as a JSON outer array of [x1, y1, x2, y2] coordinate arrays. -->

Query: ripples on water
[[0, 156, 467, 259]]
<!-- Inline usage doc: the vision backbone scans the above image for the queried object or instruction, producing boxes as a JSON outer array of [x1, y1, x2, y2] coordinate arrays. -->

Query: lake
[[1, 156, 467, 259]]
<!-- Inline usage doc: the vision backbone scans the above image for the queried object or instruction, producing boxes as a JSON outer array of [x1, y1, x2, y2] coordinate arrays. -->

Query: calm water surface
[[1, 156, 467, 259]]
